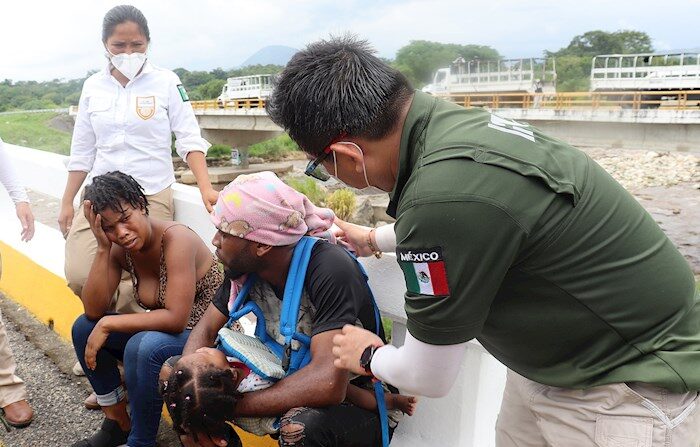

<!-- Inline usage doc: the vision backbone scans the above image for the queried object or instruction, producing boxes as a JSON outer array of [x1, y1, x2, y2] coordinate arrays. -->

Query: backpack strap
[[279, 236, 318, 373]]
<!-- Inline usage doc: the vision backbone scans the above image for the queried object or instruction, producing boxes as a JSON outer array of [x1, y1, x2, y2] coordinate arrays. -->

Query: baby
[[160, 346, 416, 445]]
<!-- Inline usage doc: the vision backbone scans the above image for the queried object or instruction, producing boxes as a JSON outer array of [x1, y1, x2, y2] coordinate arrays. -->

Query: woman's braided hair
[[84, 171, 149, 215], [161, 361, 243, 443]]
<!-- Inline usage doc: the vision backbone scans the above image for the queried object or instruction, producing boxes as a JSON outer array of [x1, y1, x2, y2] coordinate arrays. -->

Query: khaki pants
[[496, 370, 700, 447], [0, 253, 28, 408], [64, 186, 174, 314]]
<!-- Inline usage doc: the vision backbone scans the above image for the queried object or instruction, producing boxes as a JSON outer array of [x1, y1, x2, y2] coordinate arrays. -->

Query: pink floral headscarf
[[211, 171, 336, 246]]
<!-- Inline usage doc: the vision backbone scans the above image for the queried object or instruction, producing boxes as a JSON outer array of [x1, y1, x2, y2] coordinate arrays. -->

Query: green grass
[[207, 144, 232, 159], [248, 134, 300, 160], [0, 112, 71, 154], [285, 177, 326, 206], [382, 317, 393, 343], [326, 188, 357, 220]]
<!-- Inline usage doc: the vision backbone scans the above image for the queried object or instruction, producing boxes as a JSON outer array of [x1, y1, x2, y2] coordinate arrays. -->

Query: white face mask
[[335, 141, 372, 190], [108, 51, 147, 80]]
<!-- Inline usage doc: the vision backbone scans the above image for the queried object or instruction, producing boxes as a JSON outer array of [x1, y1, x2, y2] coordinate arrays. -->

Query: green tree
[[194, 78, 226, 100], [547, 30, 654, 91], [554, 56, 592, 91], [225, 64, 284, 78], [549, 30, 653, 57], [181, 71, 214, 89], [394, 40, 501, 86], [210, 67, 228, 80]]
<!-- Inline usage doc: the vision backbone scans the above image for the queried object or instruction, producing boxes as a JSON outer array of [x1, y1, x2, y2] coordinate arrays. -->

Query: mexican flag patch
[[397, 247, 450, 296]]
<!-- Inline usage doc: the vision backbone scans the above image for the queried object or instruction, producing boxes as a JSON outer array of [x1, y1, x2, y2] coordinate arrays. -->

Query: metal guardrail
[[443, 90, 700, 111]]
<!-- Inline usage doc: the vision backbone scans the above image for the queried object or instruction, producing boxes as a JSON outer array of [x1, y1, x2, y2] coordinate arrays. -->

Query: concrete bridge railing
[[0, 144, 507, 447]]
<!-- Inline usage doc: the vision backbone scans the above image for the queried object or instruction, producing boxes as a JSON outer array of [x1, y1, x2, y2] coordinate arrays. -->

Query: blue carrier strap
[[225, 237, 318, 374], [279, 236, 318, 373], [374, 381, 390, 447]]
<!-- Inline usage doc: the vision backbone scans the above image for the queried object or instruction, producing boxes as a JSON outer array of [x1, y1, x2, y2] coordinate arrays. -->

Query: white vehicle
[[217, 74, 273, 107], [422, 57, 557, 96], [590, 51, 700, 92]]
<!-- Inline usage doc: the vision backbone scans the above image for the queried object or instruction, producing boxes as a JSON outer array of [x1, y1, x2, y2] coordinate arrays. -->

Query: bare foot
[[387, 394, 418, 416]]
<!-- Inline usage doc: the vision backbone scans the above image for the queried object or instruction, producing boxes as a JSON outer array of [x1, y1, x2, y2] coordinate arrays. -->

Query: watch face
[[360, 345, 375, 372]]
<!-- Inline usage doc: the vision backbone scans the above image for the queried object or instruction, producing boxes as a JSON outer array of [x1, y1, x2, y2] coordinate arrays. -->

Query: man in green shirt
[[266, 36, 700, 446]]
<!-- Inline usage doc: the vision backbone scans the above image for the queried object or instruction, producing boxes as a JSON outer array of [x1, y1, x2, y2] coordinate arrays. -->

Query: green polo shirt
[[390, 91, 700, 392]]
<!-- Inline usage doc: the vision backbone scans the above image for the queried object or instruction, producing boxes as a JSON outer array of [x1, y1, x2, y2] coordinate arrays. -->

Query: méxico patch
[[397, 247, 450, 296], [177, 84, 190, 102]]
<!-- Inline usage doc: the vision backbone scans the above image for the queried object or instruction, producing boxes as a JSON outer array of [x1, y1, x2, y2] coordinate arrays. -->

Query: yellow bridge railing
[[444, 90, 700, 111], [190, 90, 700, 112], [191, 98, 266, 110]]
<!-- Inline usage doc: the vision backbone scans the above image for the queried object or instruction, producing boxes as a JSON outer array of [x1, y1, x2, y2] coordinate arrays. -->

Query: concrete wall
[[496, 108, 700, 151], [194, 109, 283, 148], [0, 144, 507, 447]]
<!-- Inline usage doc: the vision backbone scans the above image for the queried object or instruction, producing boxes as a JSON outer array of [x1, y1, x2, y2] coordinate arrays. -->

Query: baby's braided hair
[[84, 171, 149, 215], [161, 361, 242, 443]]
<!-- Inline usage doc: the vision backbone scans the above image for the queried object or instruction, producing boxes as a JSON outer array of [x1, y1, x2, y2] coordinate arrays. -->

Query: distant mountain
[[240, 45, 299, 67]]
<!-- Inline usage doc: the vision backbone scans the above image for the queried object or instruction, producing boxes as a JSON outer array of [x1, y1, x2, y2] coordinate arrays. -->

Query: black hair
[[83, 171, 149, 215], [266, 34, 413, 157], [102, 5, 151, 43], [161, 362, 243, 443]]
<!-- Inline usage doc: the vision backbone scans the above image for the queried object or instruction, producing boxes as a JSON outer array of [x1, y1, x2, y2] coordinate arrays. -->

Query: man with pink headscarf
[[175, 172, 402, 447]]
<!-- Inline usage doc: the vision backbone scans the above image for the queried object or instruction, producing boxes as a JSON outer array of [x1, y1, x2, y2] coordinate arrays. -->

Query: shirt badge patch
[[177, 84, 190, 102], [397, 247, 450, 296], [135, 96, 156, 120]]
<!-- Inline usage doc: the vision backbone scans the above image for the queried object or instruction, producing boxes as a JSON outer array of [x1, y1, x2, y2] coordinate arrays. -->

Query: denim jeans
[[72, 314, 191, 447]]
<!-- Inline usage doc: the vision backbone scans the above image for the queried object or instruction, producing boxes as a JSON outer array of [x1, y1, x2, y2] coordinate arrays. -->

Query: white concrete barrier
[[1, 144, 507, 447]]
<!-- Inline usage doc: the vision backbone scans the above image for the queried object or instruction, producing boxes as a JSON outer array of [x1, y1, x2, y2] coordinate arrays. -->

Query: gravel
[[0, 306, 103, 447], [582, 148, 699, 192]]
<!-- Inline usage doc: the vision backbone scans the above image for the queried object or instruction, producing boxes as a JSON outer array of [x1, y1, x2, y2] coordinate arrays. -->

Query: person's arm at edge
[[0, 141, 35, 241]]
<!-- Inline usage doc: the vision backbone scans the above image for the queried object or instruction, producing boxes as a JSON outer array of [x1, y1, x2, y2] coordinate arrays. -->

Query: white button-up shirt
[[0, 138, 30, 203], [67, 62, 210, 195]]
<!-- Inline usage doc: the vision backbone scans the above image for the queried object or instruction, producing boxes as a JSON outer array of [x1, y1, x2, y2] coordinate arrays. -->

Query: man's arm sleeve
[[395, 200, 526, 345]]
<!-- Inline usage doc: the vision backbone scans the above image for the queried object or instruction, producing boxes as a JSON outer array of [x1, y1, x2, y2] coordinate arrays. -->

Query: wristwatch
[[359, 344, 379, 375]]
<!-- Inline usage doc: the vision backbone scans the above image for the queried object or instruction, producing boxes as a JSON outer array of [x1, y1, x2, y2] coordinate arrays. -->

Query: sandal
[[71, 418, 129, 447]]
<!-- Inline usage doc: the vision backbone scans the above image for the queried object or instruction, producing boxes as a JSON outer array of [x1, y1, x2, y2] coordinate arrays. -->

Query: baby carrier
[[217, 236, 390, 446]]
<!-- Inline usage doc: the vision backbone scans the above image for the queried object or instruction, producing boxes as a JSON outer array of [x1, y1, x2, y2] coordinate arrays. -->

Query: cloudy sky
[[2, 0, 699, 81]]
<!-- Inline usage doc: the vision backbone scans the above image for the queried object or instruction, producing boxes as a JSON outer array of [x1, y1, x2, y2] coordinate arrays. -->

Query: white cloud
[[1, 0, 698, 81]]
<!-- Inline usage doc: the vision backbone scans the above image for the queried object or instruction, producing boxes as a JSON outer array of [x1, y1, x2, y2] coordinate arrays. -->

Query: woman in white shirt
[[59, 5, 218, 313]]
